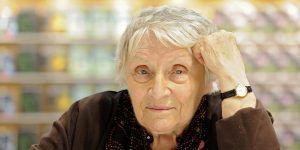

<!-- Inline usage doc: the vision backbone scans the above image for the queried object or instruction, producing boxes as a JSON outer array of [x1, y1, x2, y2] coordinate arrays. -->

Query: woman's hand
[[192, 30, 256, 118]]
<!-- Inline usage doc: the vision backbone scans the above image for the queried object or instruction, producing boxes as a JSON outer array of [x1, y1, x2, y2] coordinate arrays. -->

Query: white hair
[[115, 5, 219, 93]]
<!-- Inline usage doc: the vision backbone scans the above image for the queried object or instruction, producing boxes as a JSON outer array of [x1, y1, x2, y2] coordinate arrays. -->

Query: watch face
[[236, 84, 247, 97]]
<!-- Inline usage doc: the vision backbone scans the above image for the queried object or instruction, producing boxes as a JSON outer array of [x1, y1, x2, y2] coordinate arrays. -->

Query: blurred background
[[0, 0, 299, 149]]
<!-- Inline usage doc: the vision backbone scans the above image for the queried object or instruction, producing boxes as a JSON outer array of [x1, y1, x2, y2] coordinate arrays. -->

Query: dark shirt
[[31, 90, 280, 150], [105, 91, 208, 149]]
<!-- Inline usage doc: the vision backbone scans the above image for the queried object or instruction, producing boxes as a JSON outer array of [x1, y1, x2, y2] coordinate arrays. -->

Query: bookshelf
[[0, 72, 116, 85], [0, 33, 116, 45], [0, 112, 62, 125]]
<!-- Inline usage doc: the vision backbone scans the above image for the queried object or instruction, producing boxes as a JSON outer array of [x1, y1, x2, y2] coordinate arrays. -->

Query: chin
[[145, 120, 179, 135]]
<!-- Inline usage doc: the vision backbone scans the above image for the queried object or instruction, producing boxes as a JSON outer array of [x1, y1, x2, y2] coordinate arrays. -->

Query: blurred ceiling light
[[0, 6, 11, 32], [54, 0, 72, 11], [283, 2, 299, 21], [113, 0, 130, 39], [237, 1, 257, 18], [223, 2, 249, 28], [1, 6, 11, 18], [169, 0, 186, 6]]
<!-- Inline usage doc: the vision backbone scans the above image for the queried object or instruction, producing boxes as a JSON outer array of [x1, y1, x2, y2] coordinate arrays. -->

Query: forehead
[[130, 32, 190, 57]]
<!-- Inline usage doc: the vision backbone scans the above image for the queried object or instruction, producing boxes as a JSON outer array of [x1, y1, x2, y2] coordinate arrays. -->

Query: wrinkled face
[[125, 34, 207, 135]]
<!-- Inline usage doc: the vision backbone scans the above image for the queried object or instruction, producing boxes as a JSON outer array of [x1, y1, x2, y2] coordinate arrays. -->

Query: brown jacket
[[31, 90, 280, 150]]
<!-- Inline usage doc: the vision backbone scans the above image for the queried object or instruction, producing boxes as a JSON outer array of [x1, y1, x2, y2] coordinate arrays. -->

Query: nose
[[148, 73, 171, 100]]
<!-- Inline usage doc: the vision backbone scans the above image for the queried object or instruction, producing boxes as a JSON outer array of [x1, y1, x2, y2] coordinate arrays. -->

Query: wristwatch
[[220, 83, 252, 100]]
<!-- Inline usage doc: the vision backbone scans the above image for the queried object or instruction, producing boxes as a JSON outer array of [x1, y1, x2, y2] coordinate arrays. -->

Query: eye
[[137, 69, 149, 75], [175, 69, 183, 75], [172, 65, 187, 75], [170, 65, 188, 84], [133, 66, 152, 83]]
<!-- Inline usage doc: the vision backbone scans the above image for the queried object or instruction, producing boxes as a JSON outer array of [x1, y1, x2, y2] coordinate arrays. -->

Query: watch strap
[[220, 86, 252, 100]]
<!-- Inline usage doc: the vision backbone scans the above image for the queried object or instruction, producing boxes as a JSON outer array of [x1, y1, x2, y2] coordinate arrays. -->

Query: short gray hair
[[115, 5, 219, 91]]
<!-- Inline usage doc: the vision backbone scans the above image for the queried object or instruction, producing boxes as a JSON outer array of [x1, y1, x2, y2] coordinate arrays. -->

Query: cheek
[[171, 81, 194, 112], [127, 82, 145, 106], [172, 83, 193, 104], [126, 79, 148, 120], [172, 78, 204, 123], [172, 75, 203, 106]]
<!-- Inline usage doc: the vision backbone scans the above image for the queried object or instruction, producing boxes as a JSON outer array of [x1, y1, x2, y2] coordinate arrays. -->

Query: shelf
[[0, 111, 298, 125], [0, 33, 116, 45], [0, 112, 62, 125], [0, 72, 116, 84], [1, 32, 300, 46]]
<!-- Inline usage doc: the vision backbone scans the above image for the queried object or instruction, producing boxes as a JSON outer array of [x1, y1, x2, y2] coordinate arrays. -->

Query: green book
[[17, 9, 39, 32], [18, 127, 37, 150], [21, 86, 40, 112], [15, 46, 38, 72]]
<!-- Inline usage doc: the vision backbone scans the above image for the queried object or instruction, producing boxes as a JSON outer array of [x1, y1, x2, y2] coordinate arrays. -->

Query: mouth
[[146, 106, 175, 111]]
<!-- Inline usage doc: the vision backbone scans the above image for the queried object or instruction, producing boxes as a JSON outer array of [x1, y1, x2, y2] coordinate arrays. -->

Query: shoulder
[[61, 90, 128, 148], [33, 90, 129, 150], [61, 90, 127, 126], [77, 90, 121, 108], [75, 90, 127, 116]]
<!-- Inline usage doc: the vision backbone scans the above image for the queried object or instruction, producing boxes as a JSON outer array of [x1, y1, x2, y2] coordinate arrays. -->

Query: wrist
[[217, 73, 250, 92], [222, 92, 256, 118]]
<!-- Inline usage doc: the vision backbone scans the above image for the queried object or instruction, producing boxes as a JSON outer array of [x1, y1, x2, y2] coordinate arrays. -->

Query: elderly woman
[[31, 5, 279, 150]]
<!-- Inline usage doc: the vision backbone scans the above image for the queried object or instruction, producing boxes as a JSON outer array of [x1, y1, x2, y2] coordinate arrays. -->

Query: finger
[[201, 37, 214, 60], [192, 38, 205, 64], [197, 53, 204, 65]]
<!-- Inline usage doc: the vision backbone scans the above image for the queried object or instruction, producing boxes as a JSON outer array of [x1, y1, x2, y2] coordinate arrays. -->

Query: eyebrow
[[131, 52, 192, 69], [169, 53, 192, 67]]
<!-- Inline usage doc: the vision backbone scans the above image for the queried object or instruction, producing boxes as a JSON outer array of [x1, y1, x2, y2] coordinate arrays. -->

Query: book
[[0, 88, 16, 115], [71, 84, 93, 102], [20, 86, 40, 112], [15, 46, 39, 72], [17, 9, 39, 32], [0, 49, 15, 76], [39, 45, 67, 72], [46, 85, 71, 112], [68, 45, 91, 77], [90, 45, 115, 77], [18, 126, 38, 150], [0, 126, 17, 150]]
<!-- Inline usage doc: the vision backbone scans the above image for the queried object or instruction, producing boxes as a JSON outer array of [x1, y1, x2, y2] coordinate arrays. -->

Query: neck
[[151, 134, 177, 150]]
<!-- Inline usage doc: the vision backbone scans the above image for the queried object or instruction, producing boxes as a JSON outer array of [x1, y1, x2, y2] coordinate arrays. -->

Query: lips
[[146, 106, 175, 111]]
